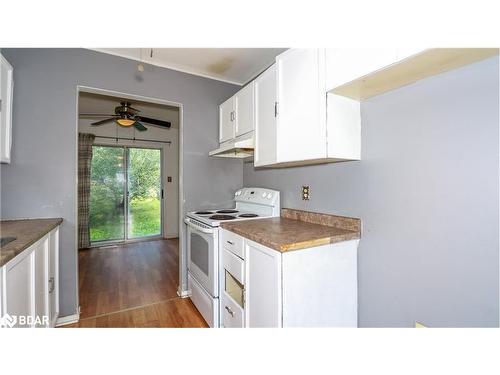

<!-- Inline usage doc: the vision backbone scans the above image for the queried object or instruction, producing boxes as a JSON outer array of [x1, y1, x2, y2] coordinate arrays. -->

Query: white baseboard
[[177, 287, 191, 299], [56, 313, 80, 327]]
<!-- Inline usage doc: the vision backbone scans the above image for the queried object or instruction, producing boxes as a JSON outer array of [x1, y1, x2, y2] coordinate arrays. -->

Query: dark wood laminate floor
[[64, 239, 207, 328]]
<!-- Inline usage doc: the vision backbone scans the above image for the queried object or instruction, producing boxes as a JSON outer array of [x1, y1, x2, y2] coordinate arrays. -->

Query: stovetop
[[187, 209, 266, 227], [186, 187, 280, 227]]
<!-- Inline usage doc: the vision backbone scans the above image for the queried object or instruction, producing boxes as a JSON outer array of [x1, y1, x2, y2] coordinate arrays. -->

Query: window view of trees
[[89, 146, 161, 242]]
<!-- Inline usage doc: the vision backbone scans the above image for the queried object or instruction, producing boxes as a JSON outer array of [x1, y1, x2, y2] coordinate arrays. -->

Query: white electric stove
[[184, 187, 280, 327]]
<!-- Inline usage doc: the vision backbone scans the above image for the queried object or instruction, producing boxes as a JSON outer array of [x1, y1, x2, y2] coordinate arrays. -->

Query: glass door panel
[[127, 147, 162, 239], [89, 146, 126, 242]]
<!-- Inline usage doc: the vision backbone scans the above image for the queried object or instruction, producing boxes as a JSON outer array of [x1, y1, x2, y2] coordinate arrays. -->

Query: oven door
[[185, 218, 219, 297]]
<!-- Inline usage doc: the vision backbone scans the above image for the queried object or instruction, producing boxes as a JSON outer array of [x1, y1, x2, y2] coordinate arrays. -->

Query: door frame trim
[[75, 85, 184, 318]]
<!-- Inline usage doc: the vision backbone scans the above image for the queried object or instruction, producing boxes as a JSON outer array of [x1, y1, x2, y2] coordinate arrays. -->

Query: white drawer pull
[[225, 306, 235, 317]]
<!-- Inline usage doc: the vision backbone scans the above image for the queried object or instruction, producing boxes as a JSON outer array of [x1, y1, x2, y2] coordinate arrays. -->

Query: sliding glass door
[[89, 145, 162, 244], [127, 147, 162, 239]]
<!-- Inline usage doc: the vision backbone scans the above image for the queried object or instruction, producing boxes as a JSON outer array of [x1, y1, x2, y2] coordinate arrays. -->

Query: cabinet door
[[4, 253, 34, 327], [325, 48, 397, 90], [1, 54, 14, 164], [254, 64, 277, 167], [219, 97, 235, 143], [276, 49, 327, 163], [48, 228, 59, 326], [245, 240, 281, 327], [234, 81, 254, 137], [34, 239, 49, 327]]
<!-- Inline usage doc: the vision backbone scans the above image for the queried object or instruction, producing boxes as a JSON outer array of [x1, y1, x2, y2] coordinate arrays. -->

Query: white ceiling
[[93, 48, 287, 85], [78, 91, 179, 129]]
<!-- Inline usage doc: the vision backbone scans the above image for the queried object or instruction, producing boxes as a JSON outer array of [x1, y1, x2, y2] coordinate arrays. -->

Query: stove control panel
[[234, 187, 280, 206]]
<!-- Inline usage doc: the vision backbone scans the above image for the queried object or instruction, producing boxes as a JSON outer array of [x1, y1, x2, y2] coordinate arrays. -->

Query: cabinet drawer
[[223, 248, 244, 285], [221, 229, 244, 259], [222, 291, 244, 328]]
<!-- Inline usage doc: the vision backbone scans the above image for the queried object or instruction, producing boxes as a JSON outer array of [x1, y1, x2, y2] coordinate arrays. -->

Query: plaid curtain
[[78, 133, 95, 249]]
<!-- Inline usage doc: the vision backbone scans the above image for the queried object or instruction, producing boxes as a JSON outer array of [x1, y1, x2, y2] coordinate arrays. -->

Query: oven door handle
[[184, 218, 215, 234]]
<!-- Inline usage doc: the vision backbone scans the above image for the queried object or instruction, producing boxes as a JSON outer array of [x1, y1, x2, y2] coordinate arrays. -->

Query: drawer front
[[222, 291, 244, 328], [188, 273, 218, 328], [223, 248, 244, 285], [221, 229, 244, 259]]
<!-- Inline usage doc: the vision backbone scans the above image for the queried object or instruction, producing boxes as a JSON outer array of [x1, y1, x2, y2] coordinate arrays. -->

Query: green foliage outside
[[89, 146, 161, 242]]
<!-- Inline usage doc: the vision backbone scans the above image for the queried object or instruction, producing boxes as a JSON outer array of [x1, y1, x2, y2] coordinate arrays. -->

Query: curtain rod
[[94, 135, 172, 145]]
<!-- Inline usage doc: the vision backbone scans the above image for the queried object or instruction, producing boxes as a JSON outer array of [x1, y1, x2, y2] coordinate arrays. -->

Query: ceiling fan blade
[[80, 114, 118, 118], [91, 117, 117, 126], [137, 116, 171, 128], [134, 122, 148, 132]]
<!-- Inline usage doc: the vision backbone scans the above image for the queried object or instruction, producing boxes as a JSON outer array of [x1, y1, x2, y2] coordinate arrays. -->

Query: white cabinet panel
[[276, 49, 327, 162], [5, 253, 33, 327], [1, 226, 60, 328], [219, 97, 235, 143], [325, 48, 397, 90], [1, 53, 14, 164], [34, 239, 49, 327], [245, 240, 281, 328], [327, 94, 361, 160], [254, 64, 277, 167], [48, 228, 59, 326], [234, 81, 254, 137]]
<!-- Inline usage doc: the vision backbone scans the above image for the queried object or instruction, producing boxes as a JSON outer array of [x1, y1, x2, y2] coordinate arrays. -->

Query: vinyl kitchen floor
[[63, 239, 207, 328]]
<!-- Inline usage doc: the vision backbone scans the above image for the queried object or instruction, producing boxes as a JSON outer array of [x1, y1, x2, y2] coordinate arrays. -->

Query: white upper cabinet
[[1, 53, 14, 164], [254, 49, 360, 167], [218, 82, 255, 144], [234, 81, 254, 137], [254, 64, 277, 167], [219, 97, 235, 143], [276, 49, 327, 163]]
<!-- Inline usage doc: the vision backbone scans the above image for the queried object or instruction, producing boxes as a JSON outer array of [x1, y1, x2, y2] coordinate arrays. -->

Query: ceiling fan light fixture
[[116, 118, 136, 127]]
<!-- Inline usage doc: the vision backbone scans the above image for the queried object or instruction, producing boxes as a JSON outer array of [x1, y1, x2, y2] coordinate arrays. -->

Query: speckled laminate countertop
[[0, 218, 63, 267], [220, 208, 361, 252]]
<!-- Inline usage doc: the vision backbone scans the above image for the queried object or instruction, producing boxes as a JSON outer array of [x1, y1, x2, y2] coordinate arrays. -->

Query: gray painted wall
[[244, 56, 499, 327], [0, 48, 241, 317]]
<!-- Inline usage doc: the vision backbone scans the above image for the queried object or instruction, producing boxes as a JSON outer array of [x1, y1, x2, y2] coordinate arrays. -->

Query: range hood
[[208, 136, 254, 158]]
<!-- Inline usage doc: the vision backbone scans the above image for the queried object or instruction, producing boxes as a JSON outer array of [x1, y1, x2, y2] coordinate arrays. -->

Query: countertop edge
[[0, 218, 63, 267], [221, 215, 361, 253]]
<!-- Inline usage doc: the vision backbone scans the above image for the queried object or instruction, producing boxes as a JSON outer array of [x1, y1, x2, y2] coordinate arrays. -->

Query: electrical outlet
[[301, 186, 310, 200]]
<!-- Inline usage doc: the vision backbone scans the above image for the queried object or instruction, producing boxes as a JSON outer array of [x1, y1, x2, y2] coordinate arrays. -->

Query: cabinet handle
[[225, 306, 235, 317], [230, 111, 235, 122], [274, 102, 278, 117], [48, 277, 55, 294], [226, 240, 234, 245]]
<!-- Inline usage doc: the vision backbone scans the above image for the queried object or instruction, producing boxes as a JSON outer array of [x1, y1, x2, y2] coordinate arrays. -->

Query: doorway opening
[[89, 145, 163, 244], [72, 87, 194, 327]]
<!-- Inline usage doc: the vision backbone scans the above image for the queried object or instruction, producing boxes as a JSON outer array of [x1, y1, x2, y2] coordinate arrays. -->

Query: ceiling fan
[[80, 101, 171, 132]]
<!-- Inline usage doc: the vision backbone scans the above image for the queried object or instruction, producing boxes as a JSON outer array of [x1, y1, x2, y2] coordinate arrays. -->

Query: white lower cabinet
[[220, 229, 359, 328], [245, 240, 282, 327], [1, 227, 60, 328], [4, 252, 33, 328]]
